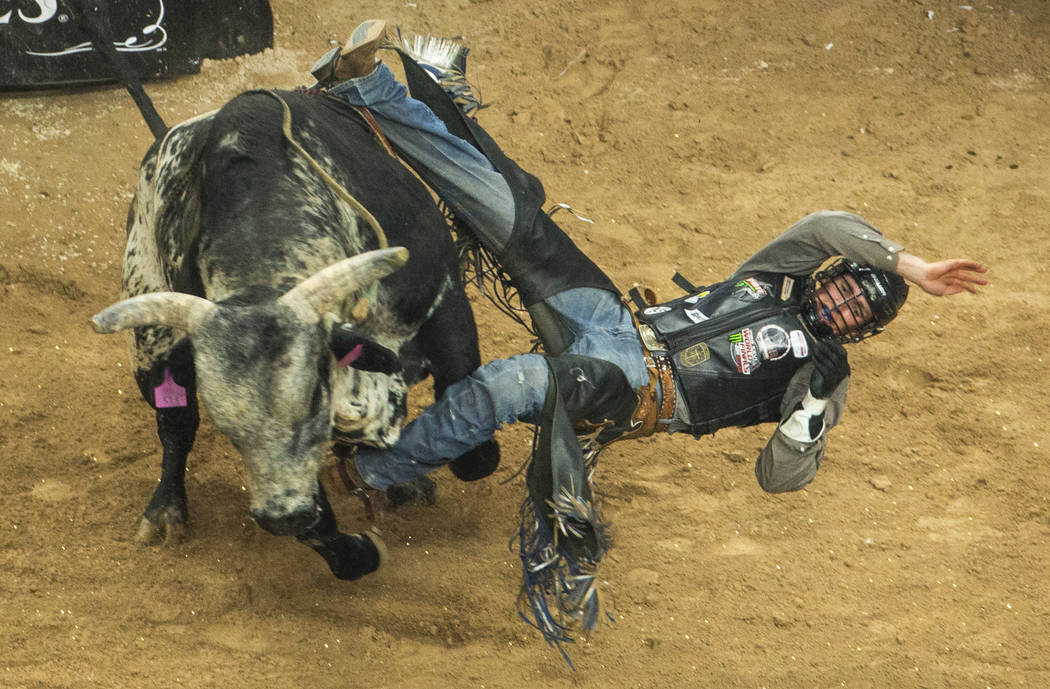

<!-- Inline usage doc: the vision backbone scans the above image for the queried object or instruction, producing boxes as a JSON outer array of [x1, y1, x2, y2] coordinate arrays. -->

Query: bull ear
[[91, 293, 216, 334], [279, 247, 409, 316], [330, 325, 402, 374]]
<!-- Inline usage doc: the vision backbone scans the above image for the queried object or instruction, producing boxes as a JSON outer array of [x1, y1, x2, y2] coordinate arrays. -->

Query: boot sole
[[334, 19, 387, 79]]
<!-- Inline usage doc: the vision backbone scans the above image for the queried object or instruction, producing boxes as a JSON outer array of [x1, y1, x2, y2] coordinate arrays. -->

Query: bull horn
[[91, 293, 216, 334], [279, 247, 409, 315]]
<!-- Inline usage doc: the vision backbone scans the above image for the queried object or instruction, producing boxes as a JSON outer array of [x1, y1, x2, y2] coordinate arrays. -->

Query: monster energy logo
[[729, 328, 757, 374], [736, 277, 768, 298]]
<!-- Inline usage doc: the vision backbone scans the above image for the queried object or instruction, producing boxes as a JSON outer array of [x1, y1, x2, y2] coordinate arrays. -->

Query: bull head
[[91, 247, 408, 534]]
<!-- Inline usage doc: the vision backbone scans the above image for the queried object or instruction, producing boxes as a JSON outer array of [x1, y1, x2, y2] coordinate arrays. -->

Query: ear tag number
[[154, 368, 188, 408]]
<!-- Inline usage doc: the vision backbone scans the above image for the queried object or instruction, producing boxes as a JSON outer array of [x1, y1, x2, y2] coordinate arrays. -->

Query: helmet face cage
[[803, 259, 908, 343]]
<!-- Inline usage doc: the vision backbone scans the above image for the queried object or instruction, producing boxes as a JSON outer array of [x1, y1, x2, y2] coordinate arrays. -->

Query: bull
[[91, 87, 498, 580]]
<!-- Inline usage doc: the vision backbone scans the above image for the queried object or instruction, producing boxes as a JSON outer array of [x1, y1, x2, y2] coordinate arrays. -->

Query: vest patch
[[780, 276, 795, 301], [756, 324, 790, 361], [644, 305, 672, 315], [684, 307, 708, 323], [729, 328, 759, 374], [678, 343, 710, 367], [790, 329, 809, 358], [737, 277, 768, 300]]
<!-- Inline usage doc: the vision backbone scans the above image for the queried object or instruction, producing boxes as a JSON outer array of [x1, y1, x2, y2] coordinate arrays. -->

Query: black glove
[[809, 339, 850, 399]]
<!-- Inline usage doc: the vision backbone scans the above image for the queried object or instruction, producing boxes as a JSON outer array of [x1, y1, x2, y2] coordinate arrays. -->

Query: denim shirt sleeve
[[728, 210, 904, 280]]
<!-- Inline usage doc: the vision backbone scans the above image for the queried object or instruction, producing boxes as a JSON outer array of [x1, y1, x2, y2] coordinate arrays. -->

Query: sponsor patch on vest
[[756, 324, 790, 361], [780, 276, 795, 301], [684, 307, 709, 323], [644, 305, 672, 315], [678, 342, 711, 367], [790, 329, 809, 358], [684, 290, 710, 304], [735, 277, 768, 301], [729, 328, 759, 374]]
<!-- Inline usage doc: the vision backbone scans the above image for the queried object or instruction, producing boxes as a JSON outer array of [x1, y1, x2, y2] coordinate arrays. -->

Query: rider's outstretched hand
[[896, 253, 989, 297]]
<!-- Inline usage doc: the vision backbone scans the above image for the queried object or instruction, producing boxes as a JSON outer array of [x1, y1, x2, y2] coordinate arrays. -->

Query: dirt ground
[[2, 0, 1048, 687]]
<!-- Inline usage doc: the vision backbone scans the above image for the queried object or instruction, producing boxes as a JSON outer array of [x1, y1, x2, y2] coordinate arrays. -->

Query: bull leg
[[136, 401, 199, 544], [415, 287, 500, 481], [132, 340, 199, 545], [296, 481, 385, 580]]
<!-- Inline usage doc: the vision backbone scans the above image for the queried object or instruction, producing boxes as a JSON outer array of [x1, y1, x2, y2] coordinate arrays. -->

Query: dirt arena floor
[[2, 0, 1048, 687]]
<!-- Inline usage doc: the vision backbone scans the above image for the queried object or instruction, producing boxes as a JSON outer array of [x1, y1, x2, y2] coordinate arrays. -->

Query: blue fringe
[[512, 437, 614, 667]]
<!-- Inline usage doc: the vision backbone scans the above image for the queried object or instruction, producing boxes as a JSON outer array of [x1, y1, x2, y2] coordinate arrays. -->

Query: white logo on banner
[[2, 0, 57, 24], [9, 0, 168, 56]]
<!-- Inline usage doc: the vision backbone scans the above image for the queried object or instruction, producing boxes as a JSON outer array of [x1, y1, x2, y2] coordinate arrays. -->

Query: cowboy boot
[[329, 443, 391, 520], [333, 19, 387, 81]]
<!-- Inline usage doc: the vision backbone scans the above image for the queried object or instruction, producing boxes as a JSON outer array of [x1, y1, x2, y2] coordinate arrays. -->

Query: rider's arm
[[753, 363, 849, 493], [728, 210, 904, 280]]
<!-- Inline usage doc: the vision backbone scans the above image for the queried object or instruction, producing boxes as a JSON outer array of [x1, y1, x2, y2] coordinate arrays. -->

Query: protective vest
[[634, 272, 818, 437]]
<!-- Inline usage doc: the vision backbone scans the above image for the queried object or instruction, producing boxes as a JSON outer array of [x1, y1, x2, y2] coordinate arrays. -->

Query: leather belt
[[619, 352, 676, 440], [618, 306, 677, 440]]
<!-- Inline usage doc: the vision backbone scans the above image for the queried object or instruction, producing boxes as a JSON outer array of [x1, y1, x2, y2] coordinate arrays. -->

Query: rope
[[250, 89, 389, 251]]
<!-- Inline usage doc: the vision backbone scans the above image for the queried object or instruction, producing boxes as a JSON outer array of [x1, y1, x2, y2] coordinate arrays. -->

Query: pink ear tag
[[154, 367, 188, 408], [337, 344, 364, 368]]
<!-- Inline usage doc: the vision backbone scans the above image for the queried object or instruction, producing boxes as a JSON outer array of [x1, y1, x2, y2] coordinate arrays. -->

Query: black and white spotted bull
[[91, 89, 498, 580]]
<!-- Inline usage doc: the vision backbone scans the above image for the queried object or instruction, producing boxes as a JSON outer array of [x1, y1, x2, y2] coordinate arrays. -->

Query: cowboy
[[320, 20, 988, 643]]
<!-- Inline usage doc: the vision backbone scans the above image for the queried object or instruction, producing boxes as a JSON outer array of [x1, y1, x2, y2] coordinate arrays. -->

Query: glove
[[809, 339, 850, 399]]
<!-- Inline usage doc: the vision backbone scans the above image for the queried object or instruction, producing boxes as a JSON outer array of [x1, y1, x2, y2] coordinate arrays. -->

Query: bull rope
[[251, 89, 392, 321], [251, 89, 389, 251]]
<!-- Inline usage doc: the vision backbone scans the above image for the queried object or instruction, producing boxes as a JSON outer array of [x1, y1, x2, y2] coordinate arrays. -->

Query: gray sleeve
[[729, 210, 904, 280], [753, 363, 849, 493]]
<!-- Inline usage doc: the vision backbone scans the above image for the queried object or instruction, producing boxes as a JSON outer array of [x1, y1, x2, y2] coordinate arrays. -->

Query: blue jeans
[[328, 63, 516, 248], [356, 288, 649, 489]]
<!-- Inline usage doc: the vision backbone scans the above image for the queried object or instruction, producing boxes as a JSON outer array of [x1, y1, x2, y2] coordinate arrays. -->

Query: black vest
[[635, 272, 817, 437]]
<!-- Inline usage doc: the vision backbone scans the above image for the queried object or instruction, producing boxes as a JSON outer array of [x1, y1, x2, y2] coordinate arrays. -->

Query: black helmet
[[801, 259, 909, 343]]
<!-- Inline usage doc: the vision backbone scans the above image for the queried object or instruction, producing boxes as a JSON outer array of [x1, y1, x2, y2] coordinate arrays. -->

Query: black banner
[[0, 0, 273, 89]]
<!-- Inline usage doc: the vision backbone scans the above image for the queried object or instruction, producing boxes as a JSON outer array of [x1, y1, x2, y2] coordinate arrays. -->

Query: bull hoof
[[315, 530, 386, 580], [449, 439, 500, 481], [386, 475, 436, 508], [135, 508, 187, 546]]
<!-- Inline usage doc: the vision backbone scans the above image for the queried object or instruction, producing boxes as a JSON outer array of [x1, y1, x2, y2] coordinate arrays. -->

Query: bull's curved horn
[[91, 293, 216, 334], [279, 247, 409, 315]]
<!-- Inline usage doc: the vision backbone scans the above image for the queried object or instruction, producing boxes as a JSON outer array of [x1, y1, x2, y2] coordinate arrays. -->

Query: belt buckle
[[638, 323, 663, 352]]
